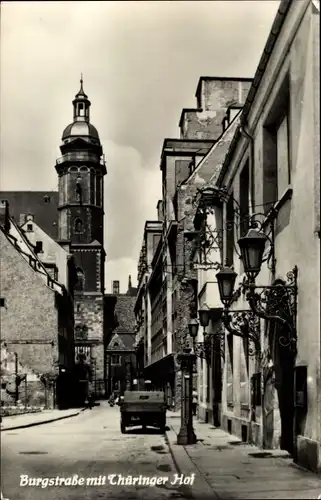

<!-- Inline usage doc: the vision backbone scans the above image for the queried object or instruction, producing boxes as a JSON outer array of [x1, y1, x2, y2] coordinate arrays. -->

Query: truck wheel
[[121, 420, 126, 434], [160, 418, 166, 434]]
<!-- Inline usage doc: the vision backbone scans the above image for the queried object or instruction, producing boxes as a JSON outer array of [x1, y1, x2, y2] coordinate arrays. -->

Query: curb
[[165, 425, 219, 500], [0, 407, 87, 432]]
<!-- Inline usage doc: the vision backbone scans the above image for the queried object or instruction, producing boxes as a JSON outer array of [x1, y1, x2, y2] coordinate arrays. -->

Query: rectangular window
[[96, 176, 101, 206], [225, 194, 235, 267], [35, 241, 43, 253], [0, 298, 5, 307], [276, 114, 290, 196], [27, 224, 33, 231], [263, 74, 290, 212], [226, 333, 234, 405], [251, 373, 262, 407], [111, 354, 121, 366]]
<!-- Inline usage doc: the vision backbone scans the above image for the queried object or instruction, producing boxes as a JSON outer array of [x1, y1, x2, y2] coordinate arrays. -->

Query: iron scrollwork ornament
[[193, 335, 212, 361], [222, 310, 261, 359], [245, 266, 298, 354]]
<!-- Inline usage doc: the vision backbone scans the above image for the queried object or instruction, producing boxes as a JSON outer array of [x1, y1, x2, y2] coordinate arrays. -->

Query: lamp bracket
[[243, 266, 298, 353], [193, 330, 225, 362], [222, 309, 261, 358]]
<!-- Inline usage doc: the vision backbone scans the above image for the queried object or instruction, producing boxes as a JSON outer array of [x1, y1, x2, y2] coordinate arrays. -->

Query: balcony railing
[[56, 152, 105, 166]]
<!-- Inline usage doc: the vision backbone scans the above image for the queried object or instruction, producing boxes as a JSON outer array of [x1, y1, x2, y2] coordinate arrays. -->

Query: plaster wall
[[220, 0, 320, 470]]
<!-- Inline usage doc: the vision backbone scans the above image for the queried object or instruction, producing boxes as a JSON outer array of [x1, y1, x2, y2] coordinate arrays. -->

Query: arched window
[[75, 268, 85, 291], [69, 166, 78, 173], [74, 218, 83, 233]]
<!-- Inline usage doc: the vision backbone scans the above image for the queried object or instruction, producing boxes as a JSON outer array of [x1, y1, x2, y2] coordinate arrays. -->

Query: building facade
[[191, 0, 320, 473], [55, 79, 107, 397], [0, 200, 75, 409], [105, 279, 137, 396], [134, 77, 252, 409]]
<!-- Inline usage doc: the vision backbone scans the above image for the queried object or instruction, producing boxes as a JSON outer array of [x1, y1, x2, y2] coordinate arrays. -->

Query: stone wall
[[0, 231, 59, 376], [74, 293, 104, 383], [181, 79, 252, 140]]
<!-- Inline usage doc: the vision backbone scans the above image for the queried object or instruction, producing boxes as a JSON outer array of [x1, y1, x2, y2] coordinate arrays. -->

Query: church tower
[[55, 78, 107, 396]]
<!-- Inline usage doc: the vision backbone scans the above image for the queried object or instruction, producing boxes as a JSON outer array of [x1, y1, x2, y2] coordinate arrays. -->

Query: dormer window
[[44, 195, 50, 203], [27, 224, 33, 231], [35, 241, 43, 253]]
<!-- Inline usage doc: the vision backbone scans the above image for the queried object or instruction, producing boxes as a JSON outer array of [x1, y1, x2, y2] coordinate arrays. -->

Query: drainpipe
[[239, 121, 255, 211]]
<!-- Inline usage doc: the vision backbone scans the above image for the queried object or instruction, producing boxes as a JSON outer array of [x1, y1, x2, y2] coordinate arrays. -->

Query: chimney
[[19, 214, 26, 225], [157, 200, 164, 222], [0, 200, 10, 232], [112, 280, 120, 295]]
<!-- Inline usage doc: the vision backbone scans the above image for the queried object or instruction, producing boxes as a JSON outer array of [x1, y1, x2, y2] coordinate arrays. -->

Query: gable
[[107, 333, 126, 350]]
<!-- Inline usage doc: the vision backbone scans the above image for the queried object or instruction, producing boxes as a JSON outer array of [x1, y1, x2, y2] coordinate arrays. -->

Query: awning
[[144, 354, 175, 379]]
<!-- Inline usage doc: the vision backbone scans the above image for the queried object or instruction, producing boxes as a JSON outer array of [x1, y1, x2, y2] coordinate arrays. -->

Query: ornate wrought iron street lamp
[[215, 266, 262, 358], [187, 306, 225, 361], [215, 226, 298, 353], [238, 227, 271, 280], [177, 344, 197, 446]]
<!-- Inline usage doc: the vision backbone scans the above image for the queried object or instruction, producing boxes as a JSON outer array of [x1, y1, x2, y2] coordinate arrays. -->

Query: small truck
[[119, 390, 167, 434]]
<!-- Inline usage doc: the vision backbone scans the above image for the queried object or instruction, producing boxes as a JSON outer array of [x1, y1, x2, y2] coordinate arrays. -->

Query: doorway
[[264, 280, 296, 455]]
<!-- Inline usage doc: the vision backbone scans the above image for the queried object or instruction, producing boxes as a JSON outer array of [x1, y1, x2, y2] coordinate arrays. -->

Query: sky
[[0, 0, 280, 293]]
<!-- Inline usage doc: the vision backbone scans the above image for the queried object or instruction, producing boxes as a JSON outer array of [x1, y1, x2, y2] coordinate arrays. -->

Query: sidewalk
[[0, 407, 86, 431], [166, 415, 321, 500]]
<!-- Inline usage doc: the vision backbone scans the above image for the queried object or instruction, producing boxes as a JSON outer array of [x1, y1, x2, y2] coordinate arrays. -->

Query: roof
[[0, 192, 58, 240], [238, 0, 292, 127], [114, 295, 136, 334], [62, 122, 99, 140], [107, 331, 136, 350], [182, 110, 242, 187], [1, 216, 64, 295]]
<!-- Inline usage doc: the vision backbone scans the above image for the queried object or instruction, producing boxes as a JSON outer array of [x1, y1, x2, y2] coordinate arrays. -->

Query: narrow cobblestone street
[[1, 403, 192, 500]]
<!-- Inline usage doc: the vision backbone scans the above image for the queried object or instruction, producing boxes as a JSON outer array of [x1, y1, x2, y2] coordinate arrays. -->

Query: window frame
[[111, 354, 121, 366]]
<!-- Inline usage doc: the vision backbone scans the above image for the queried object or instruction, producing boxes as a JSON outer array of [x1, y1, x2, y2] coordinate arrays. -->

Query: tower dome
[[61, 76, 100, 143], [62, 122, 100, 141]]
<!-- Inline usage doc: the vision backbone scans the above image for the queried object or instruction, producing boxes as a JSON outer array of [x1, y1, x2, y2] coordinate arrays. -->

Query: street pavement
[[1, 408, 84, 431], [166, 414, 321, 500], [1, 402, 193, 500], [2, 403, 321, 500]]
